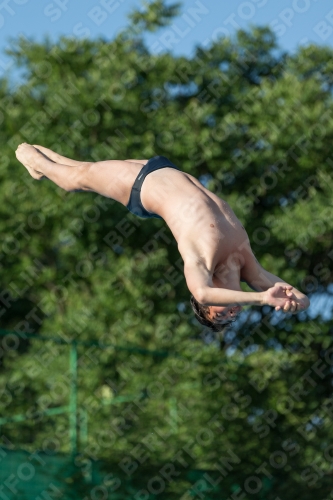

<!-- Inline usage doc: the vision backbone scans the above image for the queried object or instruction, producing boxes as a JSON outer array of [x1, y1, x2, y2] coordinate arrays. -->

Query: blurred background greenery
[[1, 1, 333, 498]]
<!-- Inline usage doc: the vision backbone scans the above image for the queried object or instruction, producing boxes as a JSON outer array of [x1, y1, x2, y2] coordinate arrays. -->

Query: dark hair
[[190, 295, 233, 333]]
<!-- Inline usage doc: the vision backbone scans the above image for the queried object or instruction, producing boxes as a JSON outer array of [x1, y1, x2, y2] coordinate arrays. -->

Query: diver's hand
[[285, 287, 310, 313], [262, 283, 299, 312]]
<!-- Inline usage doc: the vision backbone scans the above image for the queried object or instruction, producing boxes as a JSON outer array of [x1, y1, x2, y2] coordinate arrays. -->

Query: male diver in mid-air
[[15, 143, 310, 332]]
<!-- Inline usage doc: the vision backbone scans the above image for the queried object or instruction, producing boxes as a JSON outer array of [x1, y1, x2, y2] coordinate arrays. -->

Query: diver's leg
[[126, 159, 148, 164], [33, 144, 90, 167], [15, 143, 144, 204], [33, 144, 148, 167]]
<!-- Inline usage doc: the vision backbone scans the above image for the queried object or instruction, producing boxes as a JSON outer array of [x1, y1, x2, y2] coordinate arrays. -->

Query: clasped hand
[[263, 283, 310, 314]]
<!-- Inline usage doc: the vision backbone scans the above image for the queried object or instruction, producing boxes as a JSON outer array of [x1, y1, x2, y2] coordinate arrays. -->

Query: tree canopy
[[1, 1, 333, 498]]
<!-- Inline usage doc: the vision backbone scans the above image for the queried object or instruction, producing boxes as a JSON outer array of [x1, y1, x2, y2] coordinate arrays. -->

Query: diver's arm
[[241, 257, 310, 311], [184, 260, 297, 309]]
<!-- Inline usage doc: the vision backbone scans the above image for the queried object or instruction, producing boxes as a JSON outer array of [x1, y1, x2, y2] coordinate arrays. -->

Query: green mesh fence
[[0, 447, 252, 499]]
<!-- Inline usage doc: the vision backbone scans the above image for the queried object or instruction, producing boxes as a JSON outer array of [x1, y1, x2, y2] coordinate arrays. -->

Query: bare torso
[[138, 166, 253, 281]]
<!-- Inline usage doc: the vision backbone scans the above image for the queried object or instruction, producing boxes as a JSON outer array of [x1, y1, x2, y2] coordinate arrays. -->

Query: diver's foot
[[33, 145, 60, 163], [15, 143, 45, 180]]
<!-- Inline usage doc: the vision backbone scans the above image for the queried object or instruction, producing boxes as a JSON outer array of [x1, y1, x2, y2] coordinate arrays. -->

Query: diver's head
[[190, 295, 242, 332]]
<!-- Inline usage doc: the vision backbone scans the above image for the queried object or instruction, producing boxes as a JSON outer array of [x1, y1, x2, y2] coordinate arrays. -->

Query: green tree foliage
[[127, 0, 182, 33], [0, 1, 332, 498]]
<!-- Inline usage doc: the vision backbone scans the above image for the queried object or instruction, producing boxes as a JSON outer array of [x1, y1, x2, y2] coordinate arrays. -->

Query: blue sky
[[1, 0, 333, 77]]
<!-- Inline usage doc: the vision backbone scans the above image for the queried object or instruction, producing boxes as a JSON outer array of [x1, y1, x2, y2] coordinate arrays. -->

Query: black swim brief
[[126, 155, 180, 219]]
